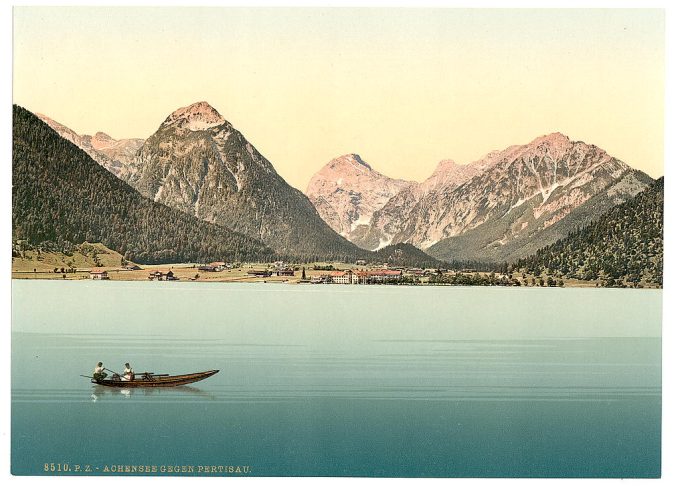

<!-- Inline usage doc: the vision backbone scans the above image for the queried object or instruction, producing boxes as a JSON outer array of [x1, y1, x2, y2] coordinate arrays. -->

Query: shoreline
[[11, 269, 657, 289], [11, 245, 661, 289]]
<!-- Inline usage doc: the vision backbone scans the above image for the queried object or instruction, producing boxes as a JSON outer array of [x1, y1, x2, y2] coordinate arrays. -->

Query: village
[[11, 244, 592, 287], [13, 258, 582, 287], [84, 260, 455, 285]]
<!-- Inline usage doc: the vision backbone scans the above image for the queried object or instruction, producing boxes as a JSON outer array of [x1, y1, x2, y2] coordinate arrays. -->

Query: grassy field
[[12, 242, 131, 280], [12, 250, 345, 284]]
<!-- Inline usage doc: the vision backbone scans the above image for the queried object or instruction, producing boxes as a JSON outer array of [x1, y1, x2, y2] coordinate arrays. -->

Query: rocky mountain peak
[[328, 153, 373, 172], [420, 158, 483, 192], [306, 154, 414, 238], [93, 131, 113, 140], [431, 159, 459, 174], [532, 131, 570, 144], [430, 158, 478, 178], [162, 101, 226, 131], [91, 131, 115, 149], [525, 132, 573, 155]]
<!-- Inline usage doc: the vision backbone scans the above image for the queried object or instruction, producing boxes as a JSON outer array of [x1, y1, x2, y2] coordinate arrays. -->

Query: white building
[[326, 270, 357, 284]]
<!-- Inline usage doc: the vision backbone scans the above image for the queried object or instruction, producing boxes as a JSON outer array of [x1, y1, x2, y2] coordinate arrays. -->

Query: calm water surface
[[11, 280, 662, 477]]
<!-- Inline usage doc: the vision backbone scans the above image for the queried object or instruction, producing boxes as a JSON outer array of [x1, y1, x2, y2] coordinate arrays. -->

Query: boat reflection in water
[[91, 384, 215, 402]]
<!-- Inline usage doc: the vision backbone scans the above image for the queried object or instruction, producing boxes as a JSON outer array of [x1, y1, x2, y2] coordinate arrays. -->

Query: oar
[[104, 367, 121, 376], [80, 374, 95, 379]]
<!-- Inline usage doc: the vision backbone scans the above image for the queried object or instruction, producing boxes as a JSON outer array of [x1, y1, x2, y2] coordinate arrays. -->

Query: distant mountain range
[[19, 101, 662, 277], [306, 133, 653, 264], [14, 104, 444, 267], [515, 177, 663, 287]]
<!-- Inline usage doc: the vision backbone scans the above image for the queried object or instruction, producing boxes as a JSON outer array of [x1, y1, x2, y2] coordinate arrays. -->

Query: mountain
[[346, 157, 494, 250], [425, 133, 652, 263], [371, 243, 447, 269], [318, 133, 652, 263], [515, 177, 663, 287], [37, 113, 144, 176], [13, 105, 274, 264], [119, 101, 365, 262], [306, 154, 414, 239]]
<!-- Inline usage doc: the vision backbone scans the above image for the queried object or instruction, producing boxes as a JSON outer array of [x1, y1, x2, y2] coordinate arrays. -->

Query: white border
[[2, 2, 678, 489]]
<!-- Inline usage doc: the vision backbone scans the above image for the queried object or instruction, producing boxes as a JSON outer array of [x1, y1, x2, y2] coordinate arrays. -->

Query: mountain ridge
[[36, 113, 144, 177], [25, 104, 449, 268], [309, 132, 652, 263]]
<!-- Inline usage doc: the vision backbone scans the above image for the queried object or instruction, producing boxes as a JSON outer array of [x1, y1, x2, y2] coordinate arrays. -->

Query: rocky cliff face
[[119, 101, 363, 260], [37, 114, 143, 176], [309, 133, 652, 263], [306, 154, 413, 238]]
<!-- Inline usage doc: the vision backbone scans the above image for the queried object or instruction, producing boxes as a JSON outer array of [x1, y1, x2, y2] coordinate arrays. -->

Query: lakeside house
[[355, 269, 402, 284], [316, 268, 404, 285], [198, 265, 218, 272], [324, 270, 357, 284], [148, 270, 177, 281], [275, 268, 295, 277], [89, 268, 109, 280]]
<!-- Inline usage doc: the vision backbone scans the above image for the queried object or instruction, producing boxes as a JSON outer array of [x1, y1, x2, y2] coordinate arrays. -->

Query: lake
[[11, 280, 662, 477]]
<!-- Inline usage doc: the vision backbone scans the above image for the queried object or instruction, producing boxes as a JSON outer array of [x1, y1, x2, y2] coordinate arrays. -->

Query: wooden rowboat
[[91, 370, 219, 388]]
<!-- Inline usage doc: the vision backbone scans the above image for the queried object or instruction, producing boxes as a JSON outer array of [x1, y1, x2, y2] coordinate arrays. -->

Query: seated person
[[122, 362, 135, 381], [93, 362, 107, 381]]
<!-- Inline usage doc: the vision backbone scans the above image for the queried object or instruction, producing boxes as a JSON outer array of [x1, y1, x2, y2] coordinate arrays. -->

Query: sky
[[13, 7, 665, 191]]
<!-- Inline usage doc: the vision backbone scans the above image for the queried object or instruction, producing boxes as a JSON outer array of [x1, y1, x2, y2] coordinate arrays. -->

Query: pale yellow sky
[[13, 7, 665, 190]]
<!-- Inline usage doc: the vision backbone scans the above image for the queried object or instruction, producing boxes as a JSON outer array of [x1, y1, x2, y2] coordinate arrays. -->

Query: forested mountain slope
[[515, 177, 663, 287], [12, 105, 274, 264]]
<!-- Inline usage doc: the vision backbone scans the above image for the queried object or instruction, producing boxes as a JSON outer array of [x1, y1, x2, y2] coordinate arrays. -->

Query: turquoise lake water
[[11, 280, 662, 477]]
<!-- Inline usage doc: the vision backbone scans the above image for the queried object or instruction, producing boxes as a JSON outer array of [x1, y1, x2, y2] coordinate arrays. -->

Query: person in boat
[[93, 362, 107, 381], [122, 362, 135, 381]]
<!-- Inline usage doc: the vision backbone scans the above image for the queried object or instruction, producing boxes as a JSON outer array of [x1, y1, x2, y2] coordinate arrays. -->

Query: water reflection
[[91, 384, 215, 402]]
